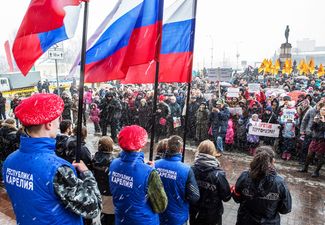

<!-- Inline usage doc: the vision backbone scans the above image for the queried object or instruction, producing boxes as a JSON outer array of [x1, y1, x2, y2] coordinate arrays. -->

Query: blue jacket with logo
[[109, 151, 158, 225], [155, 154, 191, 225], [2, 136, 83, 225]]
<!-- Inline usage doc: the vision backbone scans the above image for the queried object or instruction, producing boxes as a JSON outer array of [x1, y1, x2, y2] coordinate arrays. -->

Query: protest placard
[[229, 107, 243, 116], [281, 109, 296, 122], [248, 83, 260, 93], [248, 122, 280, 138], [227, 88, 239, 98]]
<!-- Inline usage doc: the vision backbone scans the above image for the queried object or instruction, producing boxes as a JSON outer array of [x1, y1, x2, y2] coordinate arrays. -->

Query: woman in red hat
[[2, 94, 101, 225]]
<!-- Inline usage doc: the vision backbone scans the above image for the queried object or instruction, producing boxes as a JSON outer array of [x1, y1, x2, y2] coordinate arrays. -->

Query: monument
[[279, 25, 292, 63]]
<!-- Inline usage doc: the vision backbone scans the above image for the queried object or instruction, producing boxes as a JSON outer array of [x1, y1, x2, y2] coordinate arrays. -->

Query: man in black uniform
[[99, 92, 122, 141]]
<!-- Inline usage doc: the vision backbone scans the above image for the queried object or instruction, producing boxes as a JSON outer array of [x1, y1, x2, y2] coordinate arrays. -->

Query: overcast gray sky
[[1, 0, 325, 70]]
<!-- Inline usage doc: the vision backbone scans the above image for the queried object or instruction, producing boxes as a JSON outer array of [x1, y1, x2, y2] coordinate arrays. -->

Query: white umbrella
[[295, 76, 309, 80], [220, 82, 232, 87]]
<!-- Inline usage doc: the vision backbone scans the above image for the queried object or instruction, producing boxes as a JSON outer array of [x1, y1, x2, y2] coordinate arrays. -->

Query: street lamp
[[207, 35, 214, 68]]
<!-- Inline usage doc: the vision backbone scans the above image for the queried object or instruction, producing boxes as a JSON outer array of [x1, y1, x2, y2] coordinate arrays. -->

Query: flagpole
[[181, 82, 192, 162], [182, 0, 198, 162], [76, 0, 89, 163], [149, 61, 160, 161]]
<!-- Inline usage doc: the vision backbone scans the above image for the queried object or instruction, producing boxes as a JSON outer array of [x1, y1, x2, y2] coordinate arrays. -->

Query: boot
[[298, 164, 308, 173], [311, 163, 323, 178], [311, 171, 320, 178]]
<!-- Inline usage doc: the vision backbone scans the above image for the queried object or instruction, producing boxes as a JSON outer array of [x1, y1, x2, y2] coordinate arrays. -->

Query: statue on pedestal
[[285, 25, 290, 44]]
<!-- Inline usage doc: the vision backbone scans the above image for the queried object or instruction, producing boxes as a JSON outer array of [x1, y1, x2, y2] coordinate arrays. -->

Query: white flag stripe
[[163, 0, 195, 24]]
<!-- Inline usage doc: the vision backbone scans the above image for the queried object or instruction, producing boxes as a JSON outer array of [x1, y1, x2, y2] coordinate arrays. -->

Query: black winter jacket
[[190, 153, 231, 225], [55, 134, 70, 161], [0, 125, 18, 160], [233, 170, 292, 225], [92, 151, 115, 195], [65, 136, 92, 167]]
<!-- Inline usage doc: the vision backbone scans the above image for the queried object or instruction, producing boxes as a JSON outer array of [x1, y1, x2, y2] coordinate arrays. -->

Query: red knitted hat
[[118, 125, 148, 151], [15, 94, 64, 126]]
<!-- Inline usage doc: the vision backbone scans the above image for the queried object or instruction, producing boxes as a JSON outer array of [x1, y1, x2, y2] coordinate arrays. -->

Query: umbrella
[[220, 82, 232, 87], [288, 90, 306, 101], [295, 76, 309, 80]]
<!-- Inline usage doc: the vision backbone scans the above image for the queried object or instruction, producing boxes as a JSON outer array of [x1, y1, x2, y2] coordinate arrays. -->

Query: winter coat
[[62, 96, 73, 120], [190, 153, 231, 224], [300, 107, 317, 136], [10, 98, 21, 112], [246, 118, 261, 144], [261, 112, 278, 124], [84, 91, 93, 104], [169, 102, 181, 118], [236, 116, 248, 142], [0, 125, 18, 161], [188, 102, 200, 125], [92, 151, 115, 196], [90, 105, 100, 124], [138, 104, 151, 129], [195, 109, 209, 141], [209, 107, 230, 138], [280, 120, 296, 139], [71, 98, 78, 121], [99, 98, 122, 122], [311, 119, 325, 140], [297, 105, 311, 128], [55, 134, 70, 161], [233, 170, 292, 225], [66, 136, 92, 167], [0, 95, 6, 110], [225, 118, 235, 144], [156, 102, 170, 125]]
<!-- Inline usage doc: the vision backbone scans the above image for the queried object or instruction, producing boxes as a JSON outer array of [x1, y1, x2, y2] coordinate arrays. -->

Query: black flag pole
[[149, 62, 160, 161], [76, 1, 89, 163], [182, 82, 192, 162]]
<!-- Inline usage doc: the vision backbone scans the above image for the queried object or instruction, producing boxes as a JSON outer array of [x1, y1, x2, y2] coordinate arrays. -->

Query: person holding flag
[[2, 94, 102, 225]]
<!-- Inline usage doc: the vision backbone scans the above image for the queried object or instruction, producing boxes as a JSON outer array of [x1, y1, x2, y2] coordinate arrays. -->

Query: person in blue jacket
[[155, 135, 200, 225], [109, 125, 168, 225], [232, 146, 292, 225], [2, 94, 102, 225]]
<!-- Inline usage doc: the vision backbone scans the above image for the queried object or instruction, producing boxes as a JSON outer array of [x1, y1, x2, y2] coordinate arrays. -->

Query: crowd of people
[[0, 74, 322, 225], [0, 73, 325, 178], [1, 93, 292, 225]]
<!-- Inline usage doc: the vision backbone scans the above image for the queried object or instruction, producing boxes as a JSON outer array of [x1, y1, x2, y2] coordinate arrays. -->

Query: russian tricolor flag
[[122, 0, 197, 84], [84, 0, 164, 83], [13, 0, 82, 75]]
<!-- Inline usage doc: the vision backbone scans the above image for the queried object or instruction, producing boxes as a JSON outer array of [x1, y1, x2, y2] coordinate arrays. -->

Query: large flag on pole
[[12, 0, 82, 75], [83, 0, 164, 83], [122, 0, 197, 84]]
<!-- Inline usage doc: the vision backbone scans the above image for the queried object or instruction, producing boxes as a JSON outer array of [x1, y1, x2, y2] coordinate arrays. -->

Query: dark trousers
[[155, 124, 167, 142], [190, 214, 222, 225], [101, 213, 115, 225], [300, 135, 312, 162], [0, 109, 6, 120], [304, 151, 325, 172], [101, 119, 118, 139], [94, 122, 100, 133], [281, 138, 295, 154]]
